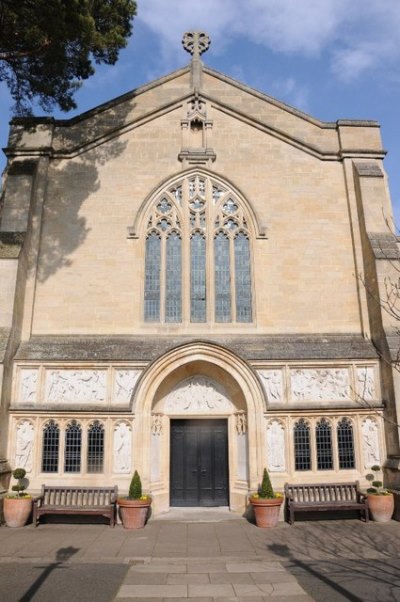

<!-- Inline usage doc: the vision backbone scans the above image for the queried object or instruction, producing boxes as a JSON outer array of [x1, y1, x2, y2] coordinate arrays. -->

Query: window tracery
[[144, 173, 253, 323]]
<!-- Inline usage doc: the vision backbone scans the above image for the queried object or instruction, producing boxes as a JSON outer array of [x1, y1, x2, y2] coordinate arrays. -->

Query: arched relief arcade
[[132, 342, 266, 513]]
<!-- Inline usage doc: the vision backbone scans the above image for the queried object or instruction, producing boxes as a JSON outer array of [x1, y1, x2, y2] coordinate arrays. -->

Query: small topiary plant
[[365, 465, 390, 495], [128, 470, 142, 499], [9, 467, 30, 498], [259, 467, 274, 499]]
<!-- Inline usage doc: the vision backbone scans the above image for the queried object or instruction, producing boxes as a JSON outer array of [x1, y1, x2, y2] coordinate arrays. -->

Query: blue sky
[[1, 0, 400, 221]]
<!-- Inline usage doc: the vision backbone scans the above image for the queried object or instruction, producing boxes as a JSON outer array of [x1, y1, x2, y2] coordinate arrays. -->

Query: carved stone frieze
[[164, 375, 233, 414], [291, 368, 350, 401], [45, 370, 107, 403]]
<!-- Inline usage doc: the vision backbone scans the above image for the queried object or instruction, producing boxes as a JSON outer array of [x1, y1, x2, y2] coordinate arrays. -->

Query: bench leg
[[364, 506, 369, 523], [32, 505, 38, 527], [290, 506, 295, 525]]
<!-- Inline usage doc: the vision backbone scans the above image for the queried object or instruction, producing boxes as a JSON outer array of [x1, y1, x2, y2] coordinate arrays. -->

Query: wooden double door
[[170, 419, 229, 507]]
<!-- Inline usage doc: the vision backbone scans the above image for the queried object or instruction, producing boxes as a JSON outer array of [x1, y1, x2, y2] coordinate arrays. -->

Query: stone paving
[[1, 509, 400, 601]]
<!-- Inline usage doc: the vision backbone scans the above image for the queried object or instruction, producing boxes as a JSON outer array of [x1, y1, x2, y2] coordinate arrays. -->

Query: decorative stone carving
[[15, 420, 34, 472], [165, 376, 233, 414], [356, 367, 375, 402], [113, 422, 132, 473], [152, 414, 163, 435], [182, 31, 211, 58], [235, 412, 247, 435], [258, 370, 283, 403], [19, 369, 39, 403], [114, 370, 141, 403], [266, 419, 286, 472], [45, 370, 107, 403], [362, 418, 381, 468], [291, 368, 350, 401]]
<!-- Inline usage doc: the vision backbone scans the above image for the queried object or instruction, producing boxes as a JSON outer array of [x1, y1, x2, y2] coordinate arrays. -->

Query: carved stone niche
[[266, 419, 286, 472], [362, 417, 381, 469], [179, 97, 216, 166]]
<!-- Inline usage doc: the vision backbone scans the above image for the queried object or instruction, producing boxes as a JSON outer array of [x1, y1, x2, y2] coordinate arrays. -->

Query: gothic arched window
[[294, 419, 311, 471], [337, 418, 355, 469], [64, 420, 82, 473], [42, 420, 60, 473], [87, 421, 105, 473], [143, 174, 253, 323], [315, 418, 333, 470]]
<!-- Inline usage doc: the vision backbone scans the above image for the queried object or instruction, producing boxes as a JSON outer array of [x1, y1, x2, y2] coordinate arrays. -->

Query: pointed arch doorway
[[170, 418, 229, 507]]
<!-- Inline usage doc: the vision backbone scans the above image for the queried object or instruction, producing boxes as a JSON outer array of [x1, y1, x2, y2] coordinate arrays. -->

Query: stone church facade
[[1, 32, 400, 513]]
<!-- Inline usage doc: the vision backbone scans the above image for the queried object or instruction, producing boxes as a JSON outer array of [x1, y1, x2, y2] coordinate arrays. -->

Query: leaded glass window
[[191, 232, 206, 322], [87, 421, 105, 473], [42, 420, 59, 473], [64, 421, 82, 473], [337, 418, 355, 469], [214, 232, 231, 322], [165, 232, 182, 322], [294, 419, 311, 471], [144, 233, 161, 321], [316, 418, 333, 470], [143, 173, 253, 323]]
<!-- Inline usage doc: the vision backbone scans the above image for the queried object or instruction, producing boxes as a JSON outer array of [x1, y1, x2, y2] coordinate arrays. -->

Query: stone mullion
[[159, 233, 167, 323], [331, 417, 340, 473]]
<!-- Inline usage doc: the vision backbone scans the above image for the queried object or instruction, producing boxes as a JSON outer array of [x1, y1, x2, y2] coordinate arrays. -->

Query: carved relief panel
[[15, 420, 34, 472], [113, 369, 141, 404], [258, 370, 283, 405], [18, 369, 39, 403], [291, 368, 351, 402], [356, 367, 376, 402], [113, 422, 132, 474], [362, 417, 381, 468], [266, 419, 286, 472], [164, 376, 233, 414], [45, 370, 107, 403]]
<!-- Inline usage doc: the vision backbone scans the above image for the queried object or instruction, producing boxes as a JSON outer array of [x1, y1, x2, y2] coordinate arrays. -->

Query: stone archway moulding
[[133, 341, 266, 489]]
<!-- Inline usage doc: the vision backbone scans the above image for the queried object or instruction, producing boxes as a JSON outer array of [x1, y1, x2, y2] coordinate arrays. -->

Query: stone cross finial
[[182, 31, 210, 92], [182, 31, 211, 60]]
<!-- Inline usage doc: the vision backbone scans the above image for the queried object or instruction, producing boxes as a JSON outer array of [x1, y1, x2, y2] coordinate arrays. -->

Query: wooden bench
[[284, 482, 369, 525], [33, 485, 118, 527]]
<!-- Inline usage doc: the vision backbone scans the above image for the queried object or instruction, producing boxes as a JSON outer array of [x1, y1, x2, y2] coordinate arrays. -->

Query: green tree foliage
[[259, 467, 274, 499], [0, 0, 136, 114], [128, 470, 142, 499]]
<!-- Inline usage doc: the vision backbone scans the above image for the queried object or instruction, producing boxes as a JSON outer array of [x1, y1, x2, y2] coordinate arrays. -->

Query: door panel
[[170, 419, 229, 507]]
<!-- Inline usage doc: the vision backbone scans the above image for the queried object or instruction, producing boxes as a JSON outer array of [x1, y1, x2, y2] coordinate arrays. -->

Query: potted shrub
[[118, 470, 152, 529], [365, 465, 394, 522], [3, 468, 33, 527], [249, 468, 283, 528]]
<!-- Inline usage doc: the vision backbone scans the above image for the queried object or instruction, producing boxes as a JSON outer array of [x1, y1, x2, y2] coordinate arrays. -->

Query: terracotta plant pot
[[250, 496, 283, 528], [3, 497, 32, 527], [118, 498, 151, 529], [367, 493, 394, 522]]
